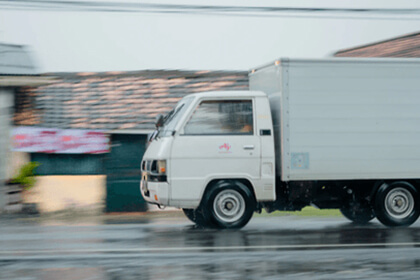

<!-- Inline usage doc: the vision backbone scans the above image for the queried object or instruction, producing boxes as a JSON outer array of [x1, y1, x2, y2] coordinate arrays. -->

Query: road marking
[[1, 242, 420, 256]]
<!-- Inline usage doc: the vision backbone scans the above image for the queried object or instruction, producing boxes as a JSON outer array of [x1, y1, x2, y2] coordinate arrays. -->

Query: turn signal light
[[157, 160, 167, 175]]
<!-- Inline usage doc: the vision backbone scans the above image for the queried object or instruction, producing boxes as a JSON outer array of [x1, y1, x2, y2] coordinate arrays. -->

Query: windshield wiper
[[153, 103, 185, 140], [164, 104, 184, 125], [148, 129, 159, 142], [162, 109, 174, 124]]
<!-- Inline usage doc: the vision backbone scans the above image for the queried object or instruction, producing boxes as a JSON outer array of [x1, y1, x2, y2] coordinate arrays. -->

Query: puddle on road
[[0, 267, 106, 280], [2, 259, 420, 280]]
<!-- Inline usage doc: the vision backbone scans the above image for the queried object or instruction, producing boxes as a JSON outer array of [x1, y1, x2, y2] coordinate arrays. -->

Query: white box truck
[[141, 58, 420, 229]]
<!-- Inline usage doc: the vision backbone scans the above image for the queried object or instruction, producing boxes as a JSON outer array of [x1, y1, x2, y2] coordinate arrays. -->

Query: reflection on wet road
[[1, 215, 420, 279]]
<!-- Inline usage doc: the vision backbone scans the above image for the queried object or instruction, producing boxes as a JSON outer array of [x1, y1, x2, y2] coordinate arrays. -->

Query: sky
[[0, 0, 420, 73]]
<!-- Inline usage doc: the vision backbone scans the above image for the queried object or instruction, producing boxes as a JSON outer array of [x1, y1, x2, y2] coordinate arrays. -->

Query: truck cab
[[141, 91, 275, 228]]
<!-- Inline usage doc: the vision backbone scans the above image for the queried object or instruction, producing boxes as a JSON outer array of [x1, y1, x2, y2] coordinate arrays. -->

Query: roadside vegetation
[[256, 206, 342, 217]]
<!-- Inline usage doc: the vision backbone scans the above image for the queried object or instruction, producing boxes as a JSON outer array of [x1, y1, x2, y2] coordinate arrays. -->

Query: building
[[13, 69, 248, 212], [0, 43, 53, 213], [335, 31, 420, 58]]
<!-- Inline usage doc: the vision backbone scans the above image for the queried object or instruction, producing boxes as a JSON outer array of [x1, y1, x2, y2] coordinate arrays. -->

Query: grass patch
[[255, 206, 342, 218]]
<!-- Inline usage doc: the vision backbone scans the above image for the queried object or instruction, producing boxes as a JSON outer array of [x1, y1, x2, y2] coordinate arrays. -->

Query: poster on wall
[[12, 127, 110, 154]]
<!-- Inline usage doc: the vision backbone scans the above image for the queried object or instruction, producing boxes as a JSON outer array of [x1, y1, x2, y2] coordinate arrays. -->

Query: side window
[[183, 100, 253, 135]]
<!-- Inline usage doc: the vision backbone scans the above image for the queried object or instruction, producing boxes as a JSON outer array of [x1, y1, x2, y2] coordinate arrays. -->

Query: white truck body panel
[[250, 58, 420, 181], [142, 91, 276, 208]]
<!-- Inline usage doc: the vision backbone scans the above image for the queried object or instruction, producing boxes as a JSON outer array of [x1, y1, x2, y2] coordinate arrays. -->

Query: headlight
[[150, 160, 167, 182], [151, 160, 166, 175]]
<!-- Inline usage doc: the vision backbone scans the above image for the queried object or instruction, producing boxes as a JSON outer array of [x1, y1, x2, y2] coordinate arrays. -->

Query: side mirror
[[156, 114, 164, 128]]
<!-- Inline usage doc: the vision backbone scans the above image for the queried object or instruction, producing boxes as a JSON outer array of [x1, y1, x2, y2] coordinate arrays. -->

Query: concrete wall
[[0, 89, 14, 212], [24, 175, 106, 213], [7, 152, 30, 179], [8, 151, 106, 214]]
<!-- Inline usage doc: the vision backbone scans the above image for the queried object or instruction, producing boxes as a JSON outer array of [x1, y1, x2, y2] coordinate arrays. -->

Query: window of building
[[183, 100, 253, 135]]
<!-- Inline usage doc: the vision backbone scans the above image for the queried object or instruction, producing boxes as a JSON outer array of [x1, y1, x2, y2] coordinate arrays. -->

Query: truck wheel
[[182, 208, 208, 227], [182, 208, 196, 222], [340, 202, 375, 224], [201, 180, 255, 229], [374, 182, 419, 227]]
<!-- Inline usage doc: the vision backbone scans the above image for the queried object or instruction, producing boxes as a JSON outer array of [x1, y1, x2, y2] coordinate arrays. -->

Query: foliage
[[256, 206, 341, 217], [10, 162, 40, 191]]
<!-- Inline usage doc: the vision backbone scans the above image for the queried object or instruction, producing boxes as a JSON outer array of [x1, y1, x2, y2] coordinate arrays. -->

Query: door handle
[[243, 145, 255, 150]]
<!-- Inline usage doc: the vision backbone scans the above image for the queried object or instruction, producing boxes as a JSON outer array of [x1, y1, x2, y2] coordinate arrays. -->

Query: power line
[[1, 0, 420, 20]]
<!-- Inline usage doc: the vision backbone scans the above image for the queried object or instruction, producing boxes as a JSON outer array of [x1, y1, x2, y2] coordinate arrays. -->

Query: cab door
[[170, 98, 261, 205]]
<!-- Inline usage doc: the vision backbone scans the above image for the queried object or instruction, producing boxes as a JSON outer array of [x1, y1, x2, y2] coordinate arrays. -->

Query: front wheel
[[340, 201, 375, 224], [201, 180, 256, 229], [182, 208, 208, 227], [374, 182, 419, 227]]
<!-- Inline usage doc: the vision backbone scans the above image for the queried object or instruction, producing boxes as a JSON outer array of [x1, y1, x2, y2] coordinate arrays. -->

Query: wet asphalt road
[[1, 213, 420, 280]]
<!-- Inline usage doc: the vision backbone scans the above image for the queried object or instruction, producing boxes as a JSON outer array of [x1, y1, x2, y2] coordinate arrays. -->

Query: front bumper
[[140, 178, 169, 206]]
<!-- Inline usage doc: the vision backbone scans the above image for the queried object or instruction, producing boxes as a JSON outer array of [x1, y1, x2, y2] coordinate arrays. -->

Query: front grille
[[141, 160, 153, 172], [149, 174, 167, 182]]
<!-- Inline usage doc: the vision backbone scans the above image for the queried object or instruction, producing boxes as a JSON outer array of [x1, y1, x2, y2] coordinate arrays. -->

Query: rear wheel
[[374, 182, 419, 227], [201, 180, 255, 229]]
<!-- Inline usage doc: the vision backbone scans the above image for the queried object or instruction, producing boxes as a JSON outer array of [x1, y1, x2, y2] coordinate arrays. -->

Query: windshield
[[156, 96, 194, 138]]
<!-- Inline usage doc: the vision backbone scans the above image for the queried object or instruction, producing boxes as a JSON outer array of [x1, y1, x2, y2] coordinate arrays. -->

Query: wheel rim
[[384, 187, 415, 220], [213, 189, 246, 223]]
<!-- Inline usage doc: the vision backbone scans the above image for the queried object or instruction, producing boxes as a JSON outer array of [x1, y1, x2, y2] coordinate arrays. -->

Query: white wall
[[7, 152, 30, 179], [24, 175, 106, 213]]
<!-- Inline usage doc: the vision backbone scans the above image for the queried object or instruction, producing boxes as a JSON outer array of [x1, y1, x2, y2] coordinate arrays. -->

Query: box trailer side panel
[[285, 58, 420, 181], [252, 58, 420, 181]]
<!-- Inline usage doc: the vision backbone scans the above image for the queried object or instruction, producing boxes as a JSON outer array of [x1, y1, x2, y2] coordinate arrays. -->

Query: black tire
[[182, 208, 195, 222], [374, 182, 420, 227], [182, 208, 208, 227], [340, 202, 375, 224], [200, 180, 256, 229]]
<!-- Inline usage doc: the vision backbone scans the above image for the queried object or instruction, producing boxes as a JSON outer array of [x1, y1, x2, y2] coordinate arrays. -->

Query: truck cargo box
[[250, 58, 420, 181]]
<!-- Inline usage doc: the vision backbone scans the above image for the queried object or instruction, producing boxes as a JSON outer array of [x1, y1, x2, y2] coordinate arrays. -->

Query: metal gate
[[105, 134, 147, 212]]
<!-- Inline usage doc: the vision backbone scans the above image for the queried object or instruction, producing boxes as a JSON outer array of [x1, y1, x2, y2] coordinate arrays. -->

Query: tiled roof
[[14, 70, 248, 131], [335, 32, 420, 58]]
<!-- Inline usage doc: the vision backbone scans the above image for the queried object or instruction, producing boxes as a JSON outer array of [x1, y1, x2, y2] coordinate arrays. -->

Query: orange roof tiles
[[14, 70, 248, 131], [335, 32, 420, 58]]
